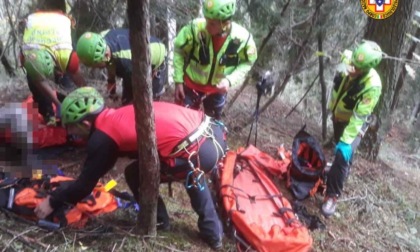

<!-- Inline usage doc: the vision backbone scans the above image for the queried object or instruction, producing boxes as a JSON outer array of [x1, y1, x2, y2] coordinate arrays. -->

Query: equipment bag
[[287, 126, 326, 200], [0, 175, 118, 228]]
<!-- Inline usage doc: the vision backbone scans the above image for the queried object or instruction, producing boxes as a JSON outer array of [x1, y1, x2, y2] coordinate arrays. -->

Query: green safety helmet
[[76, 32, 107, 67], [150, 43, 167, 70], [203, 0, 236, 20], [61, 87, 105, 125], [23, 50, 55, 80], [351, 40, 383, 71]]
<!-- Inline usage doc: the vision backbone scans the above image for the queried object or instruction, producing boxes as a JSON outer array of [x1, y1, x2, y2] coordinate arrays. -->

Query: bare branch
[[285, 74, 319, 118]]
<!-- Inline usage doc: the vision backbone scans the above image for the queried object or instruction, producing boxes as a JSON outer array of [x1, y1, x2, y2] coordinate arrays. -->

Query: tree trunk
[[127, 0, 160, 236], [410, 100, 420, 124], [390, 26, 420, 110], [226, 25, 278, 111], [316, 0, 327, 141], [317, 32, 327, 140], [0, 40, 15, 77], [360, 0, 414, 161], [242, 1, 323, 127]]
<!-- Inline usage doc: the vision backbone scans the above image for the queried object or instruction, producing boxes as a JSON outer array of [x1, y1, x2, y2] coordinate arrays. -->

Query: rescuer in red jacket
[[35, 87, 226, 250]]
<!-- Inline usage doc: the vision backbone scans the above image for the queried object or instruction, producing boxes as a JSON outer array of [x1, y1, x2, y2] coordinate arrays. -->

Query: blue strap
[[116, 197, 140, 211]]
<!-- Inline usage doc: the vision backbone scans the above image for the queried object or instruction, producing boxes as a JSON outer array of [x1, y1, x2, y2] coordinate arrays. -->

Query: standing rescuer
[[173, 0, 257, 120], [322, 40, 383, 217]]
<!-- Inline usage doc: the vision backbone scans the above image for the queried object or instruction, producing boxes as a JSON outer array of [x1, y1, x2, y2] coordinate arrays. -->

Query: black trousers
[[27, 73, 73, 120], [27, 75, 54, 120], [124, 123, 226, 242], [121, 71, 166, 105], [183, 85, 227, 120], [326, 121, 363, 197]]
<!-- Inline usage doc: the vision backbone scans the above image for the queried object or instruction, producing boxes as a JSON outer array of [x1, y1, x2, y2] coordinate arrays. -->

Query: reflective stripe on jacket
[[101, 28, 164, 83], [329, 68, 382, 144], [23, 12, 73, 72]]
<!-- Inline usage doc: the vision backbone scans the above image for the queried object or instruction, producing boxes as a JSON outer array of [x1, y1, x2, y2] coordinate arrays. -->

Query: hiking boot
[[205, 238, 223, 251], [321, 196, 337, 217]]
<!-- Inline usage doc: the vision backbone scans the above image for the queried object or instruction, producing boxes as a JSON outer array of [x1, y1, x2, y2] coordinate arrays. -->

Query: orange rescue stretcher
[[217, 145, 312, 252]]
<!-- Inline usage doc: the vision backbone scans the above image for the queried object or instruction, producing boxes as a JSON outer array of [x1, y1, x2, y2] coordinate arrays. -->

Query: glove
[[216, 78, 230, 94], [335, 141, 352, 163]]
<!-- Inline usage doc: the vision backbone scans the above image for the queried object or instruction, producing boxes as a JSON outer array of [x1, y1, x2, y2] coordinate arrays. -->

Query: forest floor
[[1, 78, 419, 252]]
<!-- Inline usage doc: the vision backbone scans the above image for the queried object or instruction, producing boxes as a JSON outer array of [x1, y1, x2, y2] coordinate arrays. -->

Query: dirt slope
[[1, 80, 419, 251]]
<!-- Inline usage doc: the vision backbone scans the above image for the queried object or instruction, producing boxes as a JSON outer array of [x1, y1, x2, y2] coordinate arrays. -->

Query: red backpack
[[286, 127, 326, 200]]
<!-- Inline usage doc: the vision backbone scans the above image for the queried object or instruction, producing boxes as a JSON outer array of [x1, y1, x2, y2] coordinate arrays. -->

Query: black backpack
[[286, 127, 326, 200]]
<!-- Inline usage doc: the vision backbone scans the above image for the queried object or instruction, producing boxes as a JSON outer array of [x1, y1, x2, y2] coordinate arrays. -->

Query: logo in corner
[[360, 0, 398, 20]]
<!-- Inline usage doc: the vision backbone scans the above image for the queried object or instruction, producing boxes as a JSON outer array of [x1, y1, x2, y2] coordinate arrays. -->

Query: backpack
[[286, 126, 326, 200], [0, 175, 118, 229]]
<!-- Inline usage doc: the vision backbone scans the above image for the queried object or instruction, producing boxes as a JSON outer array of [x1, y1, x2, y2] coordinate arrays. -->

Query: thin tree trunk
[[390, 26, 420, 110], [285, 74, 319, 118], [127, 0, 160, 236], [226, 25, 277, 111], [317, 31, 327, 140], [410, 100, 420, 124], [4, 0, 24, 70], [0, 40, 15, 77], [242, 1, 323, 128], [315, 0, 327, 140]]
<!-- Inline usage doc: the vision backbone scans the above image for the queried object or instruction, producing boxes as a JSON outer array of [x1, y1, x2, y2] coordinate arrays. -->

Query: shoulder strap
[[188, 21, 197, 65]]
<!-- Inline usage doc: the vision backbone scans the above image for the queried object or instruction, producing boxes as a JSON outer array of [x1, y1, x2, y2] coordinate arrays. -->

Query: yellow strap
[[104, 179, 118, 192]]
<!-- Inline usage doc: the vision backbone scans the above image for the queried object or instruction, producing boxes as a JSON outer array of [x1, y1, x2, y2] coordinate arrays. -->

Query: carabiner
[[185, 169, 205, 191]]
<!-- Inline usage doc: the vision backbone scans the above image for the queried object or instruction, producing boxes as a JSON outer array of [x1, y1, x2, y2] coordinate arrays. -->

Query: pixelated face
[[206, 18, 229, 36]]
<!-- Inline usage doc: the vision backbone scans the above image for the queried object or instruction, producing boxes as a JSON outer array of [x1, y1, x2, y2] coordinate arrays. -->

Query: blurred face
[[152, 68, 160, 78], [348, 64, 365, 78], [205, 18, 231, 36], [66, 121, 91, 139]]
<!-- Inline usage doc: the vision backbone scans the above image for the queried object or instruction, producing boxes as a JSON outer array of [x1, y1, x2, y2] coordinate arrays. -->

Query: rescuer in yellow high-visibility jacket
[[322, 40, 383, 217]]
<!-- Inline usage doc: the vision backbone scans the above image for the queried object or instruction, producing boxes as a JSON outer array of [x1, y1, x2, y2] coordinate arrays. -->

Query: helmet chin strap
[[216, 21, 231, 37], [104, 46, 112, 63]]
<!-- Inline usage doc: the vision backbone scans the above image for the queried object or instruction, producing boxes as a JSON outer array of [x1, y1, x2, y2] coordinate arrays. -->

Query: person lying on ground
[[0, 102, 55, 179]]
